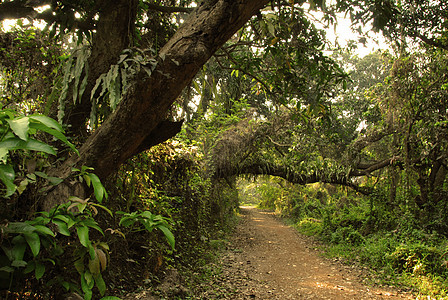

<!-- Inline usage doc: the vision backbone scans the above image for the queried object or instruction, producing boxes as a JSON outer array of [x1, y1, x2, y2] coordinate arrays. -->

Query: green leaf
[[0, 163, 16, 197], [53, 214, 70, 223], [100, 297, 122, 300], [88, 173, 107, 202], [74, 258, 85, 274], [24, 232, 40, 257], [67, 217, 76, 229], [6, 222, 36, 234], [24, 260, 36, 273], [33, 225, 55, 237], [0, 266, 14, 273], [29, 122, 78, 155], [0, 138, 56, 155], [7, 117, 29, 141], [35, 261, 45, 280], [28, 115, 63, 132], [17, 178, 29, 195], [88, 243, 96, 260], [81, 272, 93, 300], [11, 260, 27, 267], [77, 226, 90, 248], [61, 281, 70, 291], [0, 147, 8, 163], [88, 253, 100, 275], [84, 270, 94, 289], [53, 220, 70, 236], [11, 236, 27, 262], [94, 273, 106, 296], [157, 225, 175, 250], [82, 219, 104, 235]]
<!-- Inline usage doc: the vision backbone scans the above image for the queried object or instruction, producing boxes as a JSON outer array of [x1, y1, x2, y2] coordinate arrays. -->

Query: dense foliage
[[0, 0, 447, 298]]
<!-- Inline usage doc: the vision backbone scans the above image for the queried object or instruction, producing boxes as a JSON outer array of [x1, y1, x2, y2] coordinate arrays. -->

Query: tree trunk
[[63, 0, 138, 137], [43, 0, 270, 210]]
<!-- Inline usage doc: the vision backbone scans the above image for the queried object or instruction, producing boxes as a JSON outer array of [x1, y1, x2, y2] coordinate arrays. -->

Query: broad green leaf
[[53, 214, 70, 223], [24, 260, 36, 274], [35, 261, 45, 280], [53, 220, 70, 236], [33, 225, 55, 237], [76, 226, 90, 248], [0, 163, 16, 197], [0, 147, 8, 163], [0, 138, 56, 155], [88, 253, 100, 275], [142, 220, 154, 232], [141, 211, 152, 219], [82, 219, 103, 235], [29, 115, 63, 132], [88, 243, 96, 260], [47, 176, 64, 185], [88, 173, 107, 202], [61, 281, 70, 291], [157, 225, 175, 250], [94, 273, 106, 296], [27, 216, 49, 226], [74, 258, 85, 274], [84, 270, 94, 289], [6, 222, 35, 234], [80, 273, 93, 300], [11, 260, 27, 267], [67, 217, 76, 229], [7, 117, 29, 141], [11, 235, 26, 261], [0, 266, 14, 273], [118, 217, 134, 227], [0, 163, 14, 181], [16, 178, 29, 195], [29, 122, 78, 154], [24, 232, 40, 257]]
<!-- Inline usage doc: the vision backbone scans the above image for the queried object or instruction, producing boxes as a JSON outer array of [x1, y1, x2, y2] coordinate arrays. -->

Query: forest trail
[[198, 206, 415, 299]]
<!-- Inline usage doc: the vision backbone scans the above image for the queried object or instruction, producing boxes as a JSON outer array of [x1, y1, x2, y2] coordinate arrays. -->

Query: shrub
[[297, 218, 323, 236]]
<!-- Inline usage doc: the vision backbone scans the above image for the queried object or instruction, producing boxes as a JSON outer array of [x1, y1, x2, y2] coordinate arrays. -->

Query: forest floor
[[124, 206, 416, 299]]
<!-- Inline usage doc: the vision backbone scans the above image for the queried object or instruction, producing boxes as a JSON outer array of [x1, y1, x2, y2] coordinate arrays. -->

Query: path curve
[[199, 206, 414, 299]]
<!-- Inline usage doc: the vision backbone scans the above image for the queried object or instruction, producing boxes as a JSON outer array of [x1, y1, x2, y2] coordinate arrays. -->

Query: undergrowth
[[238, 178, 448, 299]]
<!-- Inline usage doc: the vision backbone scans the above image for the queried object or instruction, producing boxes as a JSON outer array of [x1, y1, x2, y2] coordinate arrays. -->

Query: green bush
[[330, 226, 365, 245], [297, 218, 323, 236], [387, 242, 444, 275]]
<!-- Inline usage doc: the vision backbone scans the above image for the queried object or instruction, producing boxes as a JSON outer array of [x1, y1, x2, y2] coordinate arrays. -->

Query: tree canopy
[[1, 0, 448, 298]]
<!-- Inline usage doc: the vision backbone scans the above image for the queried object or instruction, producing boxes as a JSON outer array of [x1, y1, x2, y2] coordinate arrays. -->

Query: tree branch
[[146, 3, 194, 14], [0, 0, 41, 21], [133, 120, 184, 155], [220, 162, 373, 195], [215, 48, 273, 96], [415, 32, 448, 50]]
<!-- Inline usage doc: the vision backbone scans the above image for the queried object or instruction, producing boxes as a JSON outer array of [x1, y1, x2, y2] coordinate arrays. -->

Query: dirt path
[[198, 206, 414, 299]]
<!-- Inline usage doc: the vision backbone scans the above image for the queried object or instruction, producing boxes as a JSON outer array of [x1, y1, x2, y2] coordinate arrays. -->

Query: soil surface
[[196, 206, 415, 299], [124, 206, 415, 299]]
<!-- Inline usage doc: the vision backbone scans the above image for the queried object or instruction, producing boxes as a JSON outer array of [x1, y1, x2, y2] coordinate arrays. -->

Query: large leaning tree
[[1, 0, 446, 210], [1, 0, 276, 209]]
